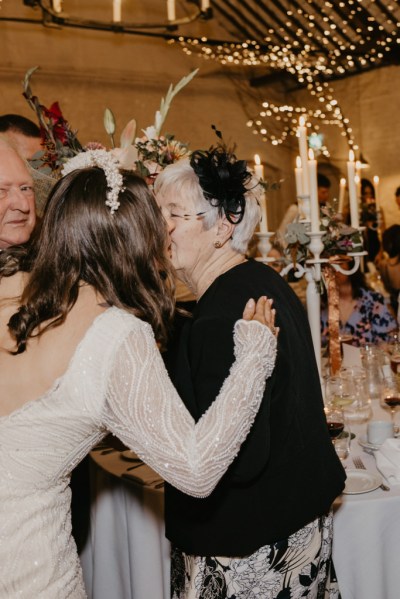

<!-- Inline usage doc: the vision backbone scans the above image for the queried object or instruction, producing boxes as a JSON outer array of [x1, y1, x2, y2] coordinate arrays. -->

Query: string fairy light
[[168, 0, 400, 150]]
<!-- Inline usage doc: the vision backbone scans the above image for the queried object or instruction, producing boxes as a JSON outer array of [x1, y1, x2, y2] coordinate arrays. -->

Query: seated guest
[[377, 224, 400, 314], [321, 264, 397, 347], [360, 178, 381, 264]]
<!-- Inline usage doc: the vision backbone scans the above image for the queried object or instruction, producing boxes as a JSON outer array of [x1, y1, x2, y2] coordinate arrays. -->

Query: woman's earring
[[214, 241, 222, 248]]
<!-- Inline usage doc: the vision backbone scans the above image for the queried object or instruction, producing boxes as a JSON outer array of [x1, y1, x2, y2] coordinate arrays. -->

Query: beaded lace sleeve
[[102, 318, 277, 498]]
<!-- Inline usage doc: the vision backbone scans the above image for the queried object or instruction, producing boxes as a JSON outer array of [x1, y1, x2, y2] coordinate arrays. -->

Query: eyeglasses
[[169, 210, 209, 221]]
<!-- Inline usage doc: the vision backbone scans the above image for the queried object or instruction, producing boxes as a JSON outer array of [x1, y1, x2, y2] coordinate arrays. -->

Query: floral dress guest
[[155, 141, 346, 599], [321, 267, 397, 347]]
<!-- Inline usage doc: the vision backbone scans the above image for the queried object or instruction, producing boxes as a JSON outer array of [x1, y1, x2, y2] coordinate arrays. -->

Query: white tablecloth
[[80, 400, 400, 599], [80, 449, 170, 599], [332, 400, 400, 599]]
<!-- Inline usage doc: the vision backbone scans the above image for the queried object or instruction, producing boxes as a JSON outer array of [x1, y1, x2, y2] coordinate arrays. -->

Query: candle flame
[[373, 175, 379, 184], [299, 116, 305, 127], [308, 148, 314, 160], [340, 178, 346, 185], [354, 175, 360, 184], [296, 156, 302, 168], [254, 154, 261, 166], [349, 149, 355, 162]]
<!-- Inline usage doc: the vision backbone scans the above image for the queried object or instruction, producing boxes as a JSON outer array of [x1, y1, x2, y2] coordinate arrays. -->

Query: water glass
[[339, 366, 372, 424], [360, 345, 384, 400], [325, 375, 354, 410]]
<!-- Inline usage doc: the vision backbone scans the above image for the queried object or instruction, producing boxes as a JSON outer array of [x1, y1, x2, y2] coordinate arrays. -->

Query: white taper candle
[[297, 116, 310, 200], [338, 178, 346, 214], [347, 150, 359, 228], [254, 154, 268, 233], [113, 0, 122, 22], [308, 149, 320, 232]]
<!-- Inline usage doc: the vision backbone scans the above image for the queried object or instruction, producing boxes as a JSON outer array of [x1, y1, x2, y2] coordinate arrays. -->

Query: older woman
[[155, 146, 346, 599]]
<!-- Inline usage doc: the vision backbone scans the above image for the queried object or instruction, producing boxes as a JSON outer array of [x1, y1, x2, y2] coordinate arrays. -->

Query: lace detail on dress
[[102, 316, 277, 498]]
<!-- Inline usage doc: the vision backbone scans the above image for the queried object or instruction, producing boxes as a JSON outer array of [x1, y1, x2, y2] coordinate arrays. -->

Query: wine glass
[[386, 333, 400, 377], [380, 375, 400, 429], [325, 406, 351, 461]]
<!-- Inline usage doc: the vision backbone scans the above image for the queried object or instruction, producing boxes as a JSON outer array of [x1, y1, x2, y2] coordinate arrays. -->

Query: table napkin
[[375, 438, 400, 483]]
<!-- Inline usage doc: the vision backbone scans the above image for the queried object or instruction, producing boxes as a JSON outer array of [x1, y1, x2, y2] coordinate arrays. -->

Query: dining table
[[332, 399, 400, 599], [79, 438, 171, 599], [79, 400, 400, 599]]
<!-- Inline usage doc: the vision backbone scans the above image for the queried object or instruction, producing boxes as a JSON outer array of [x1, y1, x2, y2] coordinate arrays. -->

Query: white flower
[[119, 119, 136, 148], [154, 110, 163, 135], [103, 108, 116, 136], [110, 145, 139, 170], [141, 125, 158, 140]]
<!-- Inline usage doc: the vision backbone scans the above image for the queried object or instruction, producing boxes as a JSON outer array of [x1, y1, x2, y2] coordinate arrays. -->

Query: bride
[[0, 150, 278, 598]]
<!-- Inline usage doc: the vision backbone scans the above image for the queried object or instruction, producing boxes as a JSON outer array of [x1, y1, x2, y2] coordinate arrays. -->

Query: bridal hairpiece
[[62, 149, 124, 214]]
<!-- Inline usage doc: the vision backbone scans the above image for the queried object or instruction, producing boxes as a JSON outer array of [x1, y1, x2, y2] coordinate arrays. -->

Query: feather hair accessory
[[190, 127, 251, 224], [62, 149, 124, 214]]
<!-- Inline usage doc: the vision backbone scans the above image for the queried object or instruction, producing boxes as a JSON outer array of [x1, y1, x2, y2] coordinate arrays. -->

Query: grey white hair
[[154, 158, 262, 254]]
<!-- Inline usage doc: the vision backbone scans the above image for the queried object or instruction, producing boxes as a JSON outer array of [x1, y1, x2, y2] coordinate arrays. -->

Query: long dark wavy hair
[[6, 167, 176, 353]]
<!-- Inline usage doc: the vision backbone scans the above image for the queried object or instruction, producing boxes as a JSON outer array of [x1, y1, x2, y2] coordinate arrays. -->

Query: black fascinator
[[190, 126, 251, 224]]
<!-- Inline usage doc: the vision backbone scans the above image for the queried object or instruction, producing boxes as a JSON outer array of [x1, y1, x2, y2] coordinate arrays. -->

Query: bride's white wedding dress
[[0, 307, 276, 598]]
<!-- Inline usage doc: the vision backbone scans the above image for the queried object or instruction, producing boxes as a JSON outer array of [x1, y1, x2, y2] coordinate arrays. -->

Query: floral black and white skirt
[[171, 512, 340, 599]]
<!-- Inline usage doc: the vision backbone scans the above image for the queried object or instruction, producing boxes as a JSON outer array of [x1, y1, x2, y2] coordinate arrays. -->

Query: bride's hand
[[242, 296, 279, 337]]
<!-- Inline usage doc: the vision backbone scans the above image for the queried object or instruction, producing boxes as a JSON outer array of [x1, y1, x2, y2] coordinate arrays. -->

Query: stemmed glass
[[386, 332, 400, 377], [380, 375, 400, 429], [325, 405, 351, 461]]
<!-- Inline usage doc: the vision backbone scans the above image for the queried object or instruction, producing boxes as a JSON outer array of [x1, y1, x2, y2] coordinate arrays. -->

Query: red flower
[[42, 102, 69, 144]]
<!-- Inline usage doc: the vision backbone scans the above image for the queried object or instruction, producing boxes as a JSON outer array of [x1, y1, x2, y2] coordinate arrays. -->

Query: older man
[[0, 139, 36, 249]]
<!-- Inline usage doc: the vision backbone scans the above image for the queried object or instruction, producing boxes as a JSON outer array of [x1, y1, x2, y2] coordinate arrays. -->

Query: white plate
[[343, 469, 382, 494], [358, 435, 382, 452]]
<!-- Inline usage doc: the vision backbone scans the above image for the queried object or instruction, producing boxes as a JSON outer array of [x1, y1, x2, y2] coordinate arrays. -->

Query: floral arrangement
[[284, 203, 364, 268], [22, 66, 197, 181], [23, 67, 82, 174], [102, 69, 198, 181]]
